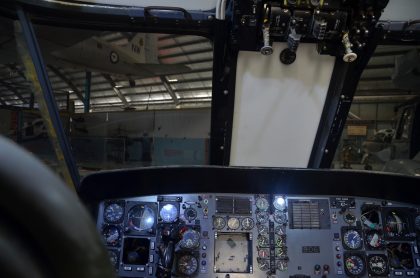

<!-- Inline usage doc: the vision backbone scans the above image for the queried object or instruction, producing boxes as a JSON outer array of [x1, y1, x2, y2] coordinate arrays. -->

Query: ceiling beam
[[159, 48, 213, 60], [159, 38, 209, 50], [47, 65, 85, 101], [0, 80, 27, 104], [160, 76, 180, 105], [103, 73, 130, 107]]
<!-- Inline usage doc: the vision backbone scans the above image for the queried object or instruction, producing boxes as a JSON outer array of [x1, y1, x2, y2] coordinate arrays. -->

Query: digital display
[[122, 237, 150, 265]]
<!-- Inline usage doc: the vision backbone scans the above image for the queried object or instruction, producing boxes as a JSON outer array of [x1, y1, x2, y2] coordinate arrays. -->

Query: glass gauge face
[[102, 225, 121, 246], [345, 255, 365, 276], [257, 235, 269, 247], [213, 217, 226, 230], [258, 225, 269, 236], [180, 229, 200, 249], [258, 259, 270, 271], [108, 250, 119, 269], [365, 231, 383, 249], [184, 207, 197, 222], [127, 205, 155, 232], [159, 204, 178, 223], [368, 255, 388, 276], [277, 260, 288, 271], [242, 217, 255, 230], [343, 230, 362, 249], [258, 249, 269, 259], [273, 196, 286, 211], [104, 203, 124, 223], [256, 197, 269, 211], [178, 255, 198, 276], [275, 236, 286, 247], [274, 210, 287, 224], [344, 212, 356, 224], [227, 217, 240, 230], [256, 211, 269, 224], [276, 247, 287, 258], [275, 225, 285, 235]]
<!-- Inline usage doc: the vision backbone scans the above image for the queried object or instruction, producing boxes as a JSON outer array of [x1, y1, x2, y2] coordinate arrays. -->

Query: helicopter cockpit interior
[[0, 1, 419, 278]]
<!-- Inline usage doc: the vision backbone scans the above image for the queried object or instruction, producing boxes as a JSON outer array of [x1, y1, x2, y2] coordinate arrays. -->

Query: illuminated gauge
[[343, 229, 362, 250], [256, 197, 269, 211], [365, 231, 383, 249], [258, 259, 270, 271], [273, 196, 286, 211], [159, 204, 178, 223], [275, 236, 286, 247], [385, 211, 407, 236], [127, 205, 155, 232], [345, 255, 365, 276], [258, 249, 270, 259], [104, 203, 124, 223], [344, 212, 356, 224], [180, 229, 200, 250], [256, 211, 269, 224], [274, 210, 287, 224], [227, 217, 240, 230], [184, 207, 197, 222], [213, 216, 226, 230], [177, 254, 198, 276], [257, 235, 269, 247], [277, 260, 288, 271], [275, 225, 285, 236], [108, 250, 119, 269], [102, 225, 121, 246], [258, 224, 269, 236], [241, 217, 254, 230], [368, 255, 388, 276], [276, 247, 287, 258], [414, 215, 420, 231]]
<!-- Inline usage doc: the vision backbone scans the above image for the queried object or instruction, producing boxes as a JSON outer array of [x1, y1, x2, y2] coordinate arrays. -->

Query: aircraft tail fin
[[120, 33, 158, 64]]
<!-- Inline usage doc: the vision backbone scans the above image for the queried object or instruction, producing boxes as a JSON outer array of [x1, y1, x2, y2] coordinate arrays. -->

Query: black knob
[[280, 48, 297, 65]]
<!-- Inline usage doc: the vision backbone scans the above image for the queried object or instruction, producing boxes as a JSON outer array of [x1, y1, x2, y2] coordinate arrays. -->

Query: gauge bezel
[[241, 217, 255, 230], [179, 228, 201, 250], [125, 202, 157, 235], [159, 203, 179, 223], [227, 217, 240, 230], [256, 211, 269, 224], [343, 252, 366, 277], [367, 254, 388, 276], [177, 254, 199, 276], [341, 227, 363, 250], [107, 249, 120, 270], [213, 216, 226, 230], [102, 224, 121, 247], [255, 197, 270, 211], [184, 207, 198, 222], [364, 230, 384, 250], [103, 201, 125, 224]]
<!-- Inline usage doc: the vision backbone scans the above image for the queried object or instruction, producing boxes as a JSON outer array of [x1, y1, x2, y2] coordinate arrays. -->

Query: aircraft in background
[[0, 18, 190, 80]]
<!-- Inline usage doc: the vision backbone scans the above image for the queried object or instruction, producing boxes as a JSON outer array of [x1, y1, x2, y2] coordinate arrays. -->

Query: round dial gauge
[[274, 210, 287, 224], [258, 259, 270, 271], [276, 247, 287, 258], [178, 254, 198, 276], [108, 250, 119, 269], [256, 197, 269, 211], [258, 249, 269, 259], [127, 205, 155, 232], [258, 225, 269, 236], [213, 216, 226, 230], [242, 217, 255, 230], [368, 255, 388, 276], [180, 229, 200, 250], [256, 211, 269, 224], [365, 231, 383, 249], [102, 225, 121, 246], [275, 236, 286, 247], [160, 204, 178, 223], [345, 255, 365, 276], [227, 217, 240, 230], [273, 196, 286, 211], [343, 229, 362, 249], [277, 260, 288, 271], [257, 235, 269, 247], [275, 225, 285, 236], [104, 203, 124, 223], [344, 212, 356, 224], [184, 207, 197, 222]]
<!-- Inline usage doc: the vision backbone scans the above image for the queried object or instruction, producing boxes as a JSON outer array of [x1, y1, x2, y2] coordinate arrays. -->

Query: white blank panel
[[381, 0, 420, 21], [230, 43, 335, 168]]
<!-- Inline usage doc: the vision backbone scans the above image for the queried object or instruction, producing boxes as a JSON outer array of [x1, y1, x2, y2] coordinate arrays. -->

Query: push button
[[123, 266, 132, 271], [406, 271, 415, 276], [394, 271, 403, 276], [416, 258, 420, 267], [148, 266, 153, 275], [136, 266, 145, 272]]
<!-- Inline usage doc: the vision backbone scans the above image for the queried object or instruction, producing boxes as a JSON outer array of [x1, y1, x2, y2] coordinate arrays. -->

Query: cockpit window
[[0, 15, 212, 177], [332, 45, 420, 176]]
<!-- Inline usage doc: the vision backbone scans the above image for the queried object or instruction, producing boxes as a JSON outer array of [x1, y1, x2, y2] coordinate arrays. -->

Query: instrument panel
[[97, 194, 420, 278]]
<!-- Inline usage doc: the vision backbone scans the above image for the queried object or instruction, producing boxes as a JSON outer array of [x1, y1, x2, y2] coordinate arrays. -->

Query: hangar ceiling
[[0, 25, 419, 113]]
